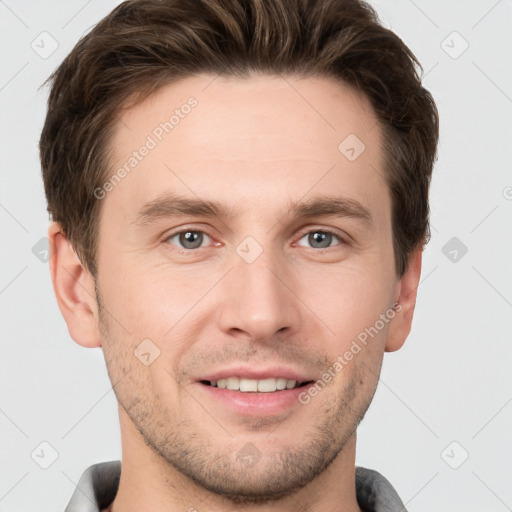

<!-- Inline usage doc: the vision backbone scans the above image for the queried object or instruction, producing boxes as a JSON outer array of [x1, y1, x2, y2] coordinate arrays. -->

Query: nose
[[215, 248, 302, 343]]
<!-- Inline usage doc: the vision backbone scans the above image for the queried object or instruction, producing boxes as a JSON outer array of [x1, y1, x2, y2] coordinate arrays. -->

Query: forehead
[[103, 73, 387, 224]]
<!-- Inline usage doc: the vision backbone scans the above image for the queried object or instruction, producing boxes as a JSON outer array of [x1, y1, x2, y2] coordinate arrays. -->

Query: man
[[39, 0, 438, 510]]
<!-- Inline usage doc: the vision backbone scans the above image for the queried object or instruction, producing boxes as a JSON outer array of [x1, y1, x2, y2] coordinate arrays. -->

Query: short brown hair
[[39, 0, 439, 278]]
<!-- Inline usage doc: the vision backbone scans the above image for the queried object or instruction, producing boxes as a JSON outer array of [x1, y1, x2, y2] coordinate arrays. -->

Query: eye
[[166, 230, 212, 250], [295, 230, 344, 249]]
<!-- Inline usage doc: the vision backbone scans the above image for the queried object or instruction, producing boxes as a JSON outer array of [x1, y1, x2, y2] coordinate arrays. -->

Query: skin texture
[[49, 73, 422, 512]]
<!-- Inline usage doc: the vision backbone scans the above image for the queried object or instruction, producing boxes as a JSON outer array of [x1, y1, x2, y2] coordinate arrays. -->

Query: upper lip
[[197, 366, 316, 383]]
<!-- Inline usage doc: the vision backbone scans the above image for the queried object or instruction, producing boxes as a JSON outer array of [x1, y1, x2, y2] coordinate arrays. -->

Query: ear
[[385, 247, 423, 352], [48, 222, 102, 348]]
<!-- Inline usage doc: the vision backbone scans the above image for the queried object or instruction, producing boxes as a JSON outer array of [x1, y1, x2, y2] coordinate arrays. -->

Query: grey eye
[[296, 231, 340, 249], [168, 230, 210, 250]]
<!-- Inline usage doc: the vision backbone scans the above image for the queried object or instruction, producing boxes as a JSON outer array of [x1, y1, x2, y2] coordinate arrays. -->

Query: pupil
[[310, 232, 331, 248], [180, 231, 202, 249]]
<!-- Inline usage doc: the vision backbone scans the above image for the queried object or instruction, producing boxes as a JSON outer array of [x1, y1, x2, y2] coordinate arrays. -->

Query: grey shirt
[[64, 461, 408, 512]]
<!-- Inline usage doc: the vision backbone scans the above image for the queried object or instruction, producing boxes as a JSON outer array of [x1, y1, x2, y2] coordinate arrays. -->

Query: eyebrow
[[132, 192, 373, 228]]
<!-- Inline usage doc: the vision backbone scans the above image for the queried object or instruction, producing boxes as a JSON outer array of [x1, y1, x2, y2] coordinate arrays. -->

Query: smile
[[202, 377, 313, 392]]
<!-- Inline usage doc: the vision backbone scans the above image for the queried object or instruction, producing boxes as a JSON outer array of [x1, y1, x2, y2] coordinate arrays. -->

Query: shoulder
[[64, 460, 121, 512], [355, 466, 408, 512]]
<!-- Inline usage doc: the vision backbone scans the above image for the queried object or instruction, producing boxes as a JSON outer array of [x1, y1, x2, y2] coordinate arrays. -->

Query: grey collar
[[65, 461, 407, 512]]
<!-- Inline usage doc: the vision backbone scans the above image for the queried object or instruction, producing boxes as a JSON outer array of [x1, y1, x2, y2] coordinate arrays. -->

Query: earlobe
[[385, 248, 423, 352], [48, 222, 102, 348]]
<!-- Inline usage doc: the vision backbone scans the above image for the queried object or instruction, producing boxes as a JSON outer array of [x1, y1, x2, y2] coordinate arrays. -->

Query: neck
[[108, 405, 362, 512]]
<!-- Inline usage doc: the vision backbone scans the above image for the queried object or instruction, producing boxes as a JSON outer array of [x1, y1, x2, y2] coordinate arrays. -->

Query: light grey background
[[1, 1, 511, 510]]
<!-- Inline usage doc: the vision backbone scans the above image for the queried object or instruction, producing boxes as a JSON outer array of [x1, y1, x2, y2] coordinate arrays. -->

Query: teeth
[[212, 377, 300, 392], [240, 378, 258, 392], [226, 377, 239, 390], [257, 378, 276, 392], [276, 378, 287, 390]]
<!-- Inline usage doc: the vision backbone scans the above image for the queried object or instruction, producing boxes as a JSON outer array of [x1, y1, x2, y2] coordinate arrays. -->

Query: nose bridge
[[217, 243, 300, 340]]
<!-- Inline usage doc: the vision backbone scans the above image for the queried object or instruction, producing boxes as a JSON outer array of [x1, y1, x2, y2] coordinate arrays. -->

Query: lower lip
[[196, 382, 314, 416]]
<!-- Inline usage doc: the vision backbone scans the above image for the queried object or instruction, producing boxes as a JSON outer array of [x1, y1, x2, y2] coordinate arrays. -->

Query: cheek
[[99, 304, 182, 418], [296, 261, 394, 347], [98, 255, 200, 333]]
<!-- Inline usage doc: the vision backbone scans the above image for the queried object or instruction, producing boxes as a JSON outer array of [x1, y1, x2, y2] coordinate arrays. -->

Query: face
[[95, 73, 399, 503]]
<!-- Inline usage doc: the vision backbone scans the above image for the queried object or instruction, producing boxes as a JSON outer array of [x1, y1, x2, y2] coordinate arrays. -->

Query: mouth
[[195, 366, 318, 416], [199, 377, 315, 393]]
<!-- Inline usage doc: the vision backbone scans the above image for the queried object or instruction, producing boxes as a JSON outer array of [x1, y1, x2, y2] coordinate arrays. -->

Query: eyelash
[[164, 227, 347, 252]]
